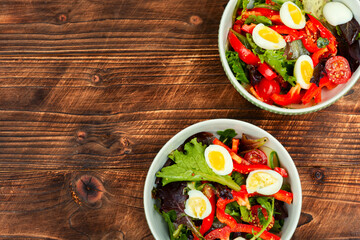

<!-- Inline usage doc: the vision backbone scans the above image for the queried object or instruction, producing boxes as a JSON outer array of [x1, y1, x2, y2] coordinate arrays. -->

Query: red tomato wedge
[[325, 56, 352, 84]]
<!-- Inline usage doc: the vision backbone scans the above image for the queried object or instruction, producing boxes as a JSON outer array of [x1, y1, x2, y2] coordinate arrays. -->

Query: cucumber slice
[[259, 146, 280, 169]]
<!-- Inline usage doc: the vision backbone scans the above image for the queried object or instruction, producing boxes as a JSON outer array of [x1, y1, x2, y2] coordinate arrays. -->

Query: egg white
[[323, 2, 353, 26], [294, 55, 314, 89], [246, 170, 283, 195], [184, 190, 212, 219], [252, 23, 286, 50], [280, 1, 306, 29], [204, 145, 233, 176]]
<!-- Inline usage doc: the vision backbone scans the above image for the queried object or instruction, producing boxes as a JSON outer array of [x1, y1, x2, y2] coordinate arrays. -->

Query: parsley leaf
[[156, 138, 241, 191], [217, 128, 237, 146], [317, 37, 329, 48]]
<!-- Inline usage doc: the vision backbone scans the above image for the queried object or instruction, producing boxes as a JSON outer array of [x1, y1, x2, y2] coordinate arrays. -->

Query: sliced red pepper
[[312, 47, 329, 66], [233, 162, 271, 174], [320, 76, 338, 90], [232, 138, 240, 154], [301, 83, 321, 104], [314, 89, 322, 103], [233, 24, 242, 34], [271, 83, 302, 106], [273, 190, 293, 204], [241, 23, 256, 33], [216, 188, 250, 229], [270, 25, 306, 42], [248, 189, 293, 205], [274, 167, 288, 177], [204, 224, 281, 240], [213, 138, 250, 165], [228, 31, 260, 66], [302, 21, 321, 53], [308, 14, 338, 55], [258, 62, 277, 80], [216, 197, 238, 229]]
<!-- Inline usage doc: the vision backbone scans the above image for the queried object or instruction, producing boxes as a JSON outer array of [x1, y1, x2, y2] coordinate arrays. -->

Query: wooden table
[[0, 0, 359, 239]]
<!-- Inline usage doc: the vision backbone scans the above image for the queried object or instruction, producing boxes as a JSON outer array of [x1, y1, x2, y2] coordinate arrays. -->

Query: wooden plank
[[0, 107, 359, 170], [0, 167, 359, 239], [0, 0, 226, 54]]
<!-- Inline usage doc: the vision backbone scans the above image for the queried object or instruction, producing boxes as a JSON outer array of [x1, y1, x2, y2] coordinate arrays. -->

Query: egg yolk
[[188, 197, 207, 218], [258, 28, 281, 44], [208, 151, 225, 171], [288, 3, 302, 24], [301, 61, 314, 84], [247, 172, 277, 192]]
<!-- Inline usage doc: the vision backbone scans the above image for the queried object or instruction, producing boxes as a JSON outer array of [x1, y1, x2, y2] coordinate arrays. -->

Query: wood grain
[[0, 0, 359, 239]]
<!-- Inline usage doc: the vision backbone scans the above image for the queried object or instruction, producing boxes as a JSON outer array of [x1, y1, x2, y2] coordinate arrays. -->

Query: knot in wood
[[189, 15, 203, 25], [311, 168, 325, 184], [92, 74, 101, 83], [73, 175, 104, 205], [56, 13, 68, 23], [76, 130, 87, 143]]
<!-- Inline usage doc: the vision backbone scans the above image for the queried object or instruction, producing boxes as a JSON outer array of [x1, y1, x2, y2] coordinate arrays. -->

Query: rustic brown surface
[[0, 0, 359, 239]]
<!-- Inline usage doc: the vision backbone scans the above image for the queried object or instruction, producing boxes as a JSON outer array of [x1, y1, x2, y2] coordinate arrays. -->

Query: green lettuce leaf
[[226, 51, 249, 84], [156, 138, 241, 191]]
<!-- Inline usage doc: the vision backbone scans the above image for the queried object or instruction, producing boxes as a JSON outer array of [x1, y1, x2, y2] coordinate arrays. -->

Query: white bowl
[[218, 0, 360, 115], [144, 119, 302, 240]]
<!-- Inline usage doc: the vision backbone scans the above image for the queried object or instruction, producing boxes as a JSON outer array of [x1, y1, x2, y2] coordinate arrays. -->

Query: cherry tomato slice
[[256, 78, 281, 101], [244, 149, 267, 165], [250, 205, 275, 231], [325, 56, 352, 84]]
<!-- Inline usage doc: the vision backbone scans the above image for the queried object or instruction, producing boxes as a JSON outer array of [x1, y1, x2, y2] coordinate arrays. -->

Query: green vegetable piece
[[253, 3, 280, 11], [156, 138, 241, 191], [261, 50, 297, 86], [244, 15, 272, 26], [217, 128, 237, 146], [317, 37, 330, 48], [270, 219, 283, 233], [173, 224, 184, 239], [232, 171, 246, 186], [240, 205, 253, 222], [231, 29, 252, 49], [250, 197, 275, 240], [226, 51, 250, 85], [225, 201, 242, 222], [259, 146, 280, 169], [158, 209, 177, 240], [257, 207, 267, 226]]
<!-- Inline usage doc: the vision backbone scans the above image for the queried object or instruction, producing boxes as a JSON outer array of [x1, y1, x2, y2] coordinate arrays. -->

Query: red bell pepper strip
[[233, 162, 271, 174], [228, 31, 260, 66], [216, 197, 238, 229], [270, 25, 306, 42], [270, 83, 302, 106], [312, 47, 329, 66], [248, 190, 293, 205], [274, 167, 288, 177], [258, 63, 277, 80], [301, 83, 321, 104], [301, 76, 336, 104], [241, 23, 256, 33], [314, 89, 322, 103], [302, 21, 321, 53], [320, 76, 338, 90], [204, 224, 281, 240], [233, 163, 288, 177], [213, 138, 250, 165], [308, 14, 338, 55], [273, 190, 293, 204], [233, 24, 242, 34], [194, 185, 216, 240], [232, 138, 240, 154], [216, 187, 250, 229]]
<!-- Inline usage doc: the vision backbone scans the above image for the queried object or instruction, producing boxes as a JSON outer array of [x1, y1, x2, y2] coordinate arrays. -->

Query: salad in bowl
[[144, 119, 302, 240], [219, 0, 360, 114]]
